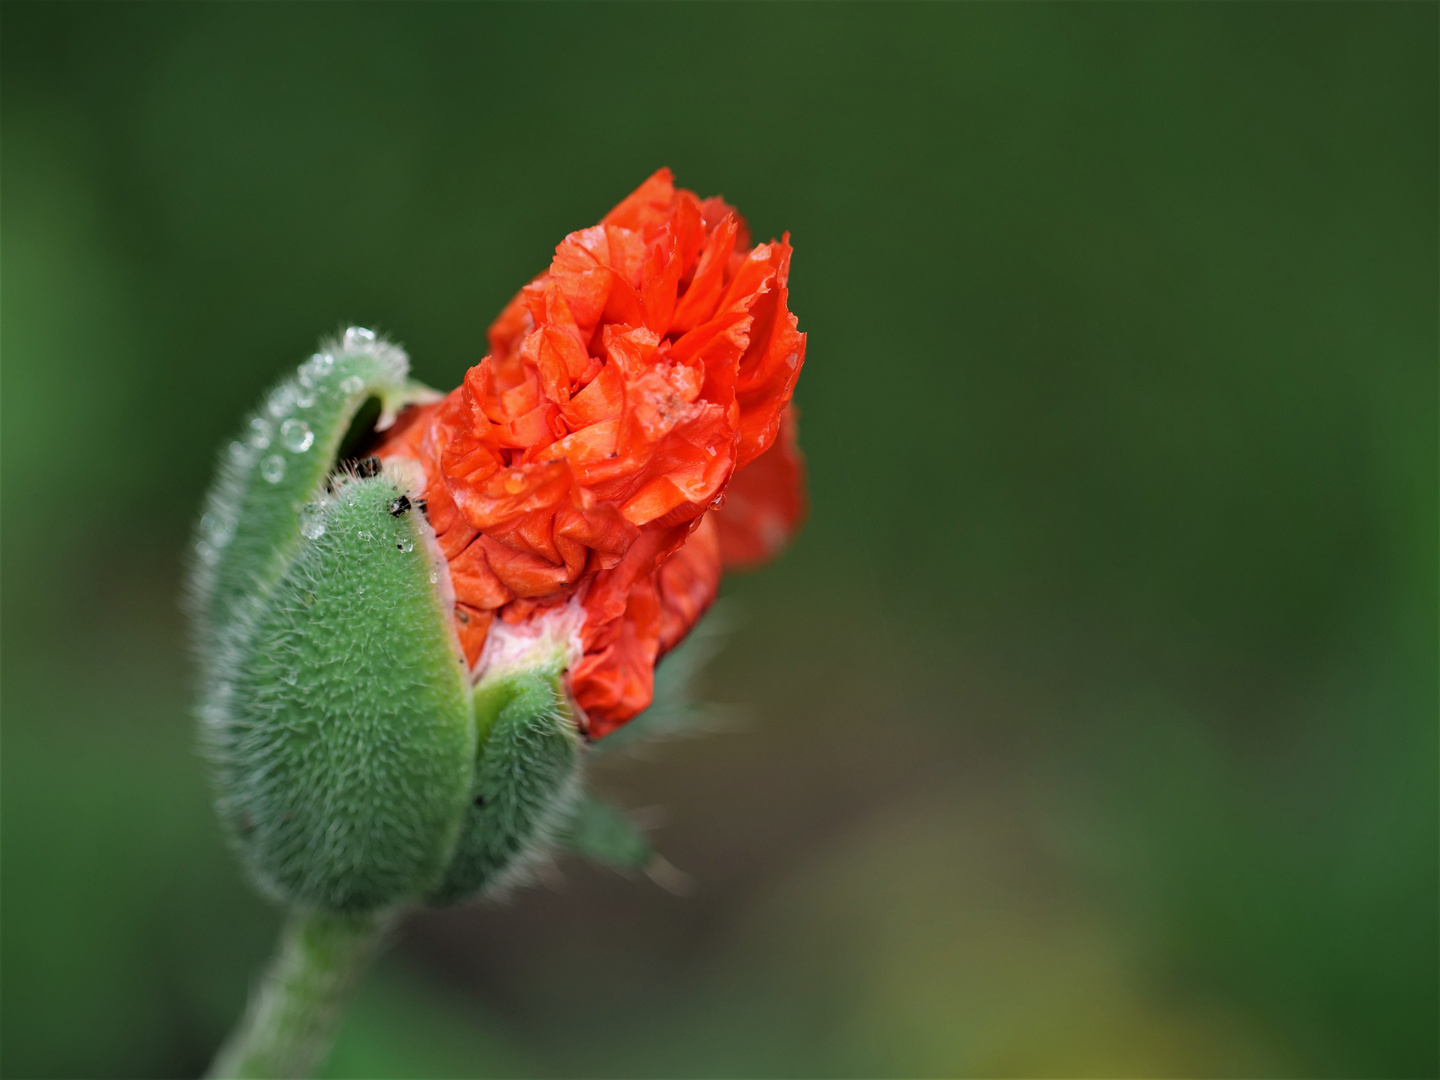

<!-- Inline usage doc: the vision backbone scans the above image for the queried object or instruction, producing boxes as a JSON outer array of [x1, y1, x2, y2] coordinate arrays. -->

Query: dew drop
[[340, 375, 364, 396], [295, 390, 316, 409], [357, 529, 374, 542], [429, 570, 439, 584], [280, 418, 314, 453], [228, 440, 250, 464], [267, 384, 297, 418], [396, 535, 415, 553], [300, 504, 326, 540], [200, 509, 236, 545], [300, 352, 334, 380], [503, 471, 525, 495], [195, 540, 219, 566], [344, 326, 377, 349], [260, 454, 286, 483], [248, 417, 272, 449], [356, 584, 367, 595]]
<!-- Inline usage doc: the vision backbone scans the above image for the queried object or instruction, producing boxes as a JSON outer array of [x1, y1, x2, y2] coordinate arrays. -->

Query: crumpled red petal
[[714, 404, 807, 570], [376, 169, 808, 737]]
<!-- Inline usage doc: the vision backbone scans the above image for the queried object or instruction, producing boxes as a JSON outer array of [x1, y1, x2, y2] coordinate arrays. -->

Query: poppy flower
[[376, 169, 806, 738]]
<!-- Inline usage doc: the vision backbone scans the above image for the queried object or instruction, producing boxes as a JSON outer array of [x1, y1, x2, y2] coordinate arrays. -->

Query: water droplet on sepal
[[248, 418, 272, 449], [201, 509, 237, 546], [299, 504, 326, 540], [260, 455, 286, 483], [267, 385, 297, 417], [280, 418, 314, 453], [299, 352, 334, 381]]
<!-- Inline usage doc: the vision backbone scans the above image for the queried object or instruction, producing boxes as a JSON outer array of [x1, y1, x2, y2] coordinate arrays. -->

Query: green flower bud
[[189, 331, 586, 913]]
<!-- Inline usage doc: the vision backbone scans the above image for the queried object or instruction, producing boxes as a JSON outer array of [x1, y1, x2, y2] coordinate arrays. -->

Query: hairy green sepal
[[429, 664, 583, 904], [191, 333, 475, 912], [215, 475, 474, 910], [561, 794, 652, 870], [190, 333, 435, 650]]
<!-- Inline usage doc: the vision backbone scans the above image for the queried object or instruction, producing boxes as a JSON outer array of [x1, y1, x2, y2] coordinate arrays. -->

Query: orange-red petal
[[374, 169, 807, 737], [715, 404, 806, 569]]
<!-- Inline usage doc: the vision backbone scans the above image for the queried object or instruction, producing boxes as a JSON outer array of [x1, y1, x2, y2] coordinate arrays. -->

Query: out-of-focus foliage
[[2, 4, 1434, 1078]]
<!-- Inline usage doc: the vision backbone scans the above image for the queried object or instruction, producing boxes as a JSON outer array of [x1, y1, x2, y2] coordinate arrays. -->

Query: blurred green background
[[3, 3, 1436, 1077]]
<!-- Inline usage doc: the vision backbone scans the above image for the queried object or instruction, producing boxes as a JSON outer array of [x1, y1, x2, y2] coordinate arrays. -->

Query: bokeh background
[[3, 4, 1436, 1077]]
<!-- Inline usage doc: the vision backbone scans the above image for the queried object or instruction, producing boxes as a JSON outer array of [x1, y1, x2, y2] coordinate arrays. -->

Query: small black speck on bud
[[388, 494, 411, 517], [356, 456, 382, 478], [415, 498, 428, 515], [473, 794, 488, 808]]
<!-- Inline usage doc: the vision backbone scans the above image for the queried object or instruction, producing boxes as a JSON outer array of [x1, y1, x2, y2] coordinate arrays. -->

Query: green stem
[[207, 907, 392, 1080]]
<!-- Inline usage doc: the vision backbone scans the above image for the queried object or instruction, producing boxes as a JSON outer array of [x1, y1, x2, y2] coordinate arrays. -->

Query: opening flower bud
[[189, 170, 809, 916]]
